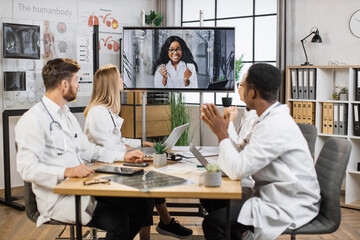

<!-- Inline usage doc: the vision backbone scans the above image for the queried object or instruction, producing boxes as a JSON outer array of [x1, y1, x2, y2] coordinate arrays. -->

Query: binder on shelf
[[327, 103, 334, 134], [292, 102, 298, 123], [302, 102, 307, 123], [309, 69, 316, 100], [333, 103, 339, 135], [322, 103, 328, 133], [356, 69, 360, 101], [307, 102, 315, 125], [353, 104, 360, 136], [303, 69, 309, 99], [298, 69, 304, 99], [297, 102, 302, 123], [291, 69, 298, 99], [339, 103, 348, 135]]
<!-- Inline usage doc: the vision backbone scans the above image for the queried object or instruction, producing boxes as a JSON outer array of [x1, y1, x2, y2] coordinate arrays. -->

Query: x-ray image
[[4, 71, 26, 91], [3, 23, 40, 59]]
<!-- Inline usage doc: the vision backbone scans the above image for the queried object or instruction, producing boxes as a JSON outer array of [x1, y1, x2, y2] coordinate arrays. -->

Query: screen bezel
[[122, 26, 235, 93]]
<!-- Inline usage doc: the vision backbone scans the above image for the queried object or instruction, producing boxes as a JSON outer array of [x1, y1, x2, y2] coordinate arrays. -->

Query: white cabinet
[[286, 65, 360, 210]]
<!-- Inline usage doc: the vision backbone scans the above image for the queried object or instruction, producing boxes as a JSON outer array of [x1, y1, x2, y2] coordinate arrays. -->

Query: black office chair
[[297, 123, 317, 159], [283, 137, 351, 240], [24, 181, 99, 240]]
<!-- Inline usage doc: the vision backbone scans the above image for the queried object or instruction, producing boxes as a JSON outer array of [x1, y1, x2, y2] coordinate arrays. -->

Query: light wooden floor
[[1, 193, 360, 240]]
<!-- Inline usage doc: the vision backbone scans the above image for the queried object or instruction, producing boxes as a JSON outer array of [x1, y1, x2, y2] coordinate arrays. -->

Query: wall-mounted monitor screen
[[3, 23, 40, 59], [123, 27, 235, 92]]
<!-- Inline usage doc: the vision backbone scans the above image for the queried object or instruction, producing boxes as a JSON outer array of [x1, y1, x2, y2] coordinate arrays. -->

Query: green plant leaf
[[205, 163, 220, 172], [154, 15, 163, 26], [169, 93, 192, 146], [145, 14, 152, 25]]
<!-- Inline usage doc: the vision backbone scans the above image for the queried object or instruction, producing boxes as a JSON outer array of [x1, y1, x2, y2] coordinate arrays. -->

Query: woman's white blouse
[[154, 60, 198, 88], [84, 106, 141, 157]]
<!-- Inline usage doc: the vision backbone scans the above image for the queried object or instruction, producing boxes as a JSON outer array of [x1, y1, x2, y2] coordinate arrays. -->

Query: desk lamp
[[300, 27, 322, 66]]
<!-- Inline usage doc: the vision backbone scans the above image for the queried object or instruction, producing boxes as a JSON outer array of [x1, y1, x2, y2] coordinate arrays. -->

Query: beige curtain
[[157, 0, 167, 26]]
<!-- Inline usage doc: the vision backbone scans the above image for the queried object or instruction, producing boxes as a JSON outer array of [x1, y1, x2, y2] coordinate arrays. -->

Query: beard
[[63, 84, 77, 102]]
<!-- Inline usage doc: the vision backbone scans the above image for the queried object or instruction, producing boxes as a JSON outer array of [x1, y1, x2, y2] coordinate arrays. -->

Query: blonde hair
[[84, 64, 121, 117]]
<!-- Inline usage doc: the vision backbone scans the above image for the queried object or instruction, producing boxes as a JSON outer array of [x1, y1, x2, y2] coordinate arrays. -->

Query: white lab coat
[[228, 109, 258, 149], [228, 109, 258, 188], [15, 96, 124, 226], [219, 102, 320, 240], [154, 60, 198, 88], [84, 105, 141, 150]]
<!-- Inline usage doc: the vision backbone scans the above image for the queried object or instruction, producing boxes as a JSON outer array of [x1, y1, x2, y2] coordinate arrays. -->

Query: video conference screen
[[123, 27, 235, 92]]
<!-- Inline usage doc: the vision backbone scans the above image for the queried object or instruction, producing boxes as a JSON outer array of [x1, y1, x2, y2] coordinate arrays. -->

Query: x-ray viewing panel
[[3, 23, 40, 59]]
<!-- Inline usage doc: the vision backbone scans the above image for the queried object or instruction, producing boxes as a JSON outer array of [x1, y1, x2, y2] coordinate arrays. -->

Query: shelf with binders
[[287, 65, 360, 210], [287, 99, 316, 102], [318, 101, 348, 136]]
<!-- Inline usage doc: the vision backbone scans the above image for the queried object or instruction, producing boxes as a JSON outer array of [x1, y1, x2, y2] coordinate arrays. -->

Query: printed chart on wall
[[78, 1, 130, 68], [77, 37, 93, 96], [5, 0, 93, 109]]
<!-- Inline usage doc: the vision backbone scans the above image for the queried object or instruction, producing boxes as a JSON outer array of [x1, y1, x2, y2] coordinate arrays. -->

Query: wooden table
[[54, 160, 242, 240]]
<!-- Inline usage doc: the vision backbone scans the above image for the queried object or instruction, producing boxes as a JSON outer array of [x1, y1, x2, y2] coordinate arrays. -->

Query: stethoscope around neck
[[40, 99, 67, 155], [108, 110, 120, 135]]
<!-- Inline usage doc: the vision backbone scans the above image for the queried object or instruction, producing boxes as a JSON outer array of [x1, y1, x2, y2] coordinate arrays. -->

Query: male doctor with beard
[[200, 63, 320, 240]]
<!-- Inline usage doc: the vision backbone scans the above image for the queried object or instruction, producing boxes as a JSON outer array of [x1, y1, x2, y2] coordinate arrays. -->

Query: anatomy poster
[[78, 1, 130, 67]]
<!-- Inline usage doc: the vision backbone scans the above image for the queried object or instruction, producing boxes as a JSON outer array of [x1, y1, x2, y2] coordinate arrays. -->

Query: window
[[181, 0, 278, 105]]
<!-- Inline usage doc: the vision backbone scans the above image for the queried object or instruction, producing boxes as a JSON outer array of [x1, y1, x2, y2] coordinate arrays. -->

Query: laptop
[[131, 123, 189, 155], [190, 143, 227, 177], [189, 143, 210, 168]]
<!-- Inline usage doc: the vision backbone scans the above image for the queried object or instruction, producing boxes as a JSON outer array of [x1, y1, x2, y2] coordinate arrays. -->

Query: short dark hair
[[246, 63, 281, 101], [42, 58, 80, 90]]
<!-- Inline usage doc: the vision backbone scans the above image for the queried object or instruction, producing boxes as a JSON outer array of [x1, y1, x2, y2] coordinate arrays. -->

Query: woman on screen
[[153, 36, 198, 88], [84, 65, 193, 240]]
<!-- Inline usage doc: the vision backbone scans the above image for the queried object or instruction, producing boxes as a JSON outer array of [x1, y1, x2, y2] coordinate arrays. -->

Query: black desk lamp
[[301, 27, 322, 66]]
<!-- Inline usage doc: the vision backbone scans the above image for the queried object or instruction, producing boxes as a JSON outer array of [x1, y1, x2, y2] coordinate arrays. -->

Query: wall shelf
[[286, 65, 360, 210]]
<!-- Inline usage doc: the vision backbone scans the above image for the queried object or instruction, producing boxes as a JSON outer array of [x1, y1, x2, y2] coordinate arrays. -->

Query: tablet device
[[95, 166, 144, 176]]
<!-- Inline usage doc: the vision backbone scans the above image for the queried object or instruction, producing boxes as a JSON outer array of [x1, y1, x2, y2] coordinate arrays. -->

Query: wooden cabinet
[[120, 104, 171, 138], [286, 65, 360, 210]]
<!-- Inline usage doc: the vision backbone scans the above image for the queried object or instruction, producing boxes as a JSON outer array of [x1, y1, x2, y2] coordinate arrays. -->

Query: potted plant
[[222, 55, 244, 107], [221, 76, 233, 107], [145, 10, 163, 26], [153, 141, 167, 167], [332, 92, 339, 100], [170, 93, 192, 146], [339, 87, 348, 101], [204, 163, 222, 187]]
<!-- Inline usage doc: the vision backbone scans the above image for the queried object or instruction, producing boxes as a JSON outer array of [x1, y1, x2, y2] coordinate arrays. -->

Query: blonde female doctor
[[84, 65, 193, 240]]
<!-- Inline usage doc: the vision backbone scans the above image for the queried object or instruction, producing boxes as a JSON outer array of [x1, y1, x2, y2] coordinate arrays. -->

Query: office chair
[[297, 123, 317, 158], [24, 181, 99, 240], [283, 137, 351, 240]]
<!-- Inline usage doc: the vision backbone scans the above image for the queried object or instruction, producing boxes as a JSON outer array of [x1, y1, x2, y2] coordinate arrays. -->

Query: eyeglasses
[[83, 178, 110, 186], [168, 48, 182, 53], [236, 82, 244, 89]]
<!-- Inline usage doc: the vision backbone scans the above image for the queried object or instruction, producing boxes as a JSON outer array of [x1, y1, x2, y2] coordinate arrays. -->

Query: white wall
[[0, 0, 157, 189], [286, 0, 360, 66]]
